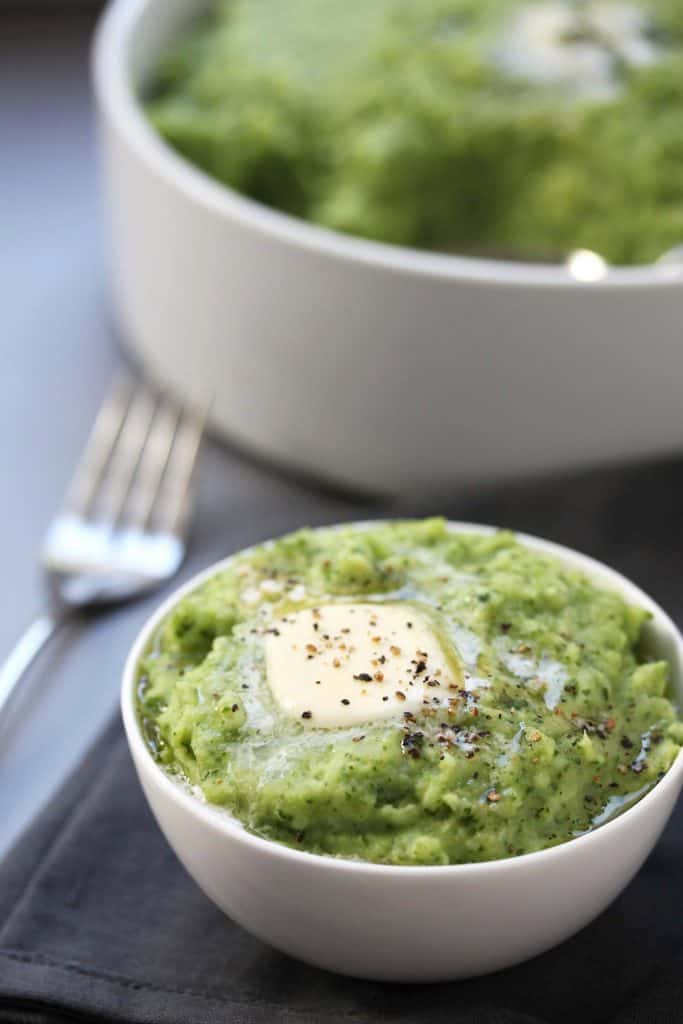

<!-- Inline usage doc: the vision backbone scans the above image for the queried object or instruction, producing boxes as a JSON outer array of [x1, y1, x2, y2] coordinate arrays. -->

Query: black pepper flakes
[[401, 731, 423, 759]]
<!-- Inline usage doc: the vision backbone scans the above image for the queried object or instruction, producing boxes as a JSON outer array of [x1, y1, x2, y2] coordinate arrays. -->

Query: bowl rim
[[93, 0, 683, 291], [122, 519, 683, 877]]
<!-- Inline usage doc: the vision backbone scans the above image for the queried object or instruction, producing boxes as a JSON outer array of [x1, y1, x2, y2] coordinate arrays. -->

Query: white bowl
[[121, 522, 683, 982], [93, 0, 683, 495]]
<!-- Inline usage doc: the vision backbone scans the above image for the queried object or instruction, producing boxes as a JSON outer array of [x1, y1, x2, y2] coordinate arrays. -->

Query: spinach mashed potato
[[138, 520, 683, 866], [145, 0, 683, 265]]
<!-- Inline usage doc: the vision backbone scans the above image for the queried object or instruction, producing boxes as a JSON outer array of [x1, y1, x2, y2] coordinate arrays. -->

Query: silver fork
[[0, 375, 206, 725]]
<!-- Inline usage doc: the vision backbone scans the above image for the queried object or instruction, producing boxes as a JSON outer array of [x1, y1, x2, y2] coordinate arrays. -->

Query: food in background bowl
[[137, 519, 683, 866], [145, 0, 683, 265]]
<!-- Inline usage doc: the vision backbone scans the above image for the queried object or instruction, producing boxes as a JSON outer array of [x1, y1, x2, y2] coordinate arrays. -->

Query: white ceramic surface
[[93, 0, 683, 495], [121, 523, 683, 982]]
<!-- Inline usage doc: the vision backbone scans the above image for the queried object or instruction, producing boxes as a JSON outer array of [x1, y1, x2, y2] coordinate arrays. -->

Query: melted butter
[[495, 639, 568, 710], [265, 603, 456, 727]]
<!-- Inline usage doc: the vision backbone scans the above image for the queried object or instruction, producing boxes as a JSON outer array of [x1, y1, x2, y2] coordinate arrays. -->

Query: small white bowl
[[121, 522, 683, 982], [93, 0, 683, 495]]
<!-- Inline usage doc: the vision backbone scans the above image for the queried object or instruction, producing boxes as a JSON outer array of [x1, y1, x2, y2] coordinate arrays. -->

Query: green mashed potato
[[145, 0, 683, 265], [137, 520, 683, 865]]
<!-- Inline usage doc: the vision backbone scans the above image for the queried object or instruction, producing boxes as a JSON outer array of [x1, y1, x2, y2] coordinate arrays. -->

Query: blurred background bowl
[[94, 0, 683, 496]]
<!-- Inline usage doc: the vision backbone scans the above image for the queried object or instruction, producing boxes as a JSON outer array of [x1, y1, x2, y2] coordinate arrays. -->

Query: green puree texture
[[138, 520, 683, 866], [145, 0, 683, 265]]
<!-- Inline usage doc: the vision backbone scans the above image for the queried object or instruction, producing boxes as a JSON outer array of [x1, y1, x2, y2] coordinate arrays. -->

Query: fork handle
[[0, 615, 61, 724]]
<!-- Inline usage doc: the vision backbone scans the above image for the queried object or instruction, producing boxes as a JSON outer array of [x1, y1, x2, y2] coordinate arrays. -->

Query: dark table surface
[[2, 5, 683, 887], [1, 8, 120, 858], [0, 7, 363, 860]]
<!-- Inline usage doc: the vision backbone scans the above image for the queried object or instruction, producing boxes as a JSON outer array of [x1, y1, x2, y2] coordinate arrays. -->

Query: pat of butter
[[265, 603, 455, 727]]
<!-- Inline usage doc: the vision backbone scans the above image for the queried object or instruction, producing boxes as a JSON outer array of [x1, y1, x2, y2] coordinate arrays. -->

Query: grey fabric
[[2, 455, 683, 1024]]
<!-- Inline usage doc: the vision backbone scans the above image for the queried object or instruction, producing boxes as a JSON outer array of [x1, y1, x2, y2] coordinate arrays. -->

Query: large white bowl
[[121, 522, 683, 982], [94, 0, 683, 495]]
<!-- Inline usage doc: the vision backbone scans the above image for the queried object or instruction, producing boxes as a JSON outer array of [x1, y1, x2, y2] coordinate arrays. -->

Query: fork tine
[[64, 374, 133, 517], [97, 383, 156, 527], [155, 402, 208, 537], [125, 396, 181, 531]]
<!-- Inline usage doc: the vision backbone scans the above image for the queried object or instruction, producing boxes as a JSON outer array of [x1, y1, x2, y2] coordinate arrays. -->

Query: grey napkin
[[3, 455, 683, 1024]]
